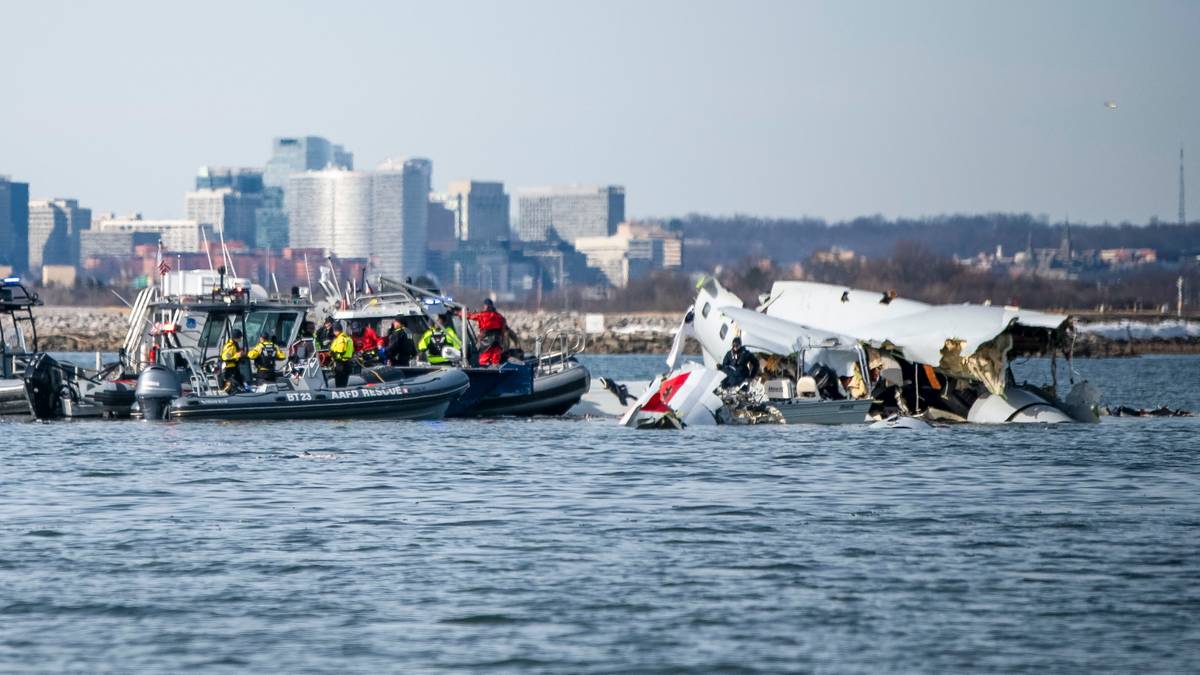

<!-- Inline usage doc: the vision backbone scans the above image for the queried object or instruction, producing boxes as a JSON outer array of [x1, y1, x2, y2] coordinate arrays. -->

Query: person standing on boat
[[352, 321, 383, 366], [468, 298, 508, 367], [249, 331, 288, 383], [330, 323, 356, 387], [418, 314, 462, 365], [315, 317, 336, 366], [385, 317, 417, 366], [220, 328, 248, 393], [720, 337, 759, 388]]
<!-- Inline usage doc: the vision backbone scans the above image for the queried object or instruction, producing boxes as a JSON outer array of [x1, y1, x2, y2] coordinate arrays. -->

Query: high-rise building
[[573, 222, 676, 287], [80, 229, 153, 259], [94, 215, 208, 253], [286, 169, 374, 260], [437, 180, 511, 243], [286, 160, 431, 281], [185, 188, 262, 246], [516, 185, 624, 243], [259, 136, 354, 251], [263, 136, 353, 190], [28, 198, 91, 270], [373, 158, 430, 280], [196, 166, 264, 193], [0, 176, 30, 274], [427, 199, 457, 252]]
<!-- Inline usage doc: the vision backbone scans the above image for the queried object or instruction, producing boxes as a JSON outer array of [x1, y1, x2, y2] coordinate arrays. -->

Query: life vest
[[427, 329, 447, 356], [331, 333, 355, 362], [251, 340, 283, 372], [220, 340, 243, 369]]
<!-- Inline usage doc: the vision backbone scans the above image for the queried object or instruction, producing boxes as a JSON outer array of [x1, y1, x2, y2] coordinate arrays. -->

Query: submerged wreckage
[[621, 277, 1102, 428]]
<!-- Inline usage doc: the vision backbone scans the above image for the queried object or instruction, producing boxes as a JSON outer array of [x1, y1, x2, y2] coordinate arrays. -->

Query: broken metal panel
[[762, 281, 1070, 383], [619, 362, 724, 429], [939, 333, 1012, 395], [664, 308, 695, 372], [720, 307, 858, 355]]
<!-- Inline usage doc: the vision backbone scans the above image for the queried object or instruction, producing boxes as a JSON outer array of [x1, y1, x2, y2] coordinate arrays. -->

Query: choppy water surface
[[2, 355, 1198, 673]]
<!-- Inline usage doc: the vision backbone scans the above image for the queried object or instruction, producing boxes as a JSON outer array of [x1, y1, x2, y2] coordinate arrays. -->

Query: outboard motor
[[135, 365, 181, 421], [23, 353, 64, 420]]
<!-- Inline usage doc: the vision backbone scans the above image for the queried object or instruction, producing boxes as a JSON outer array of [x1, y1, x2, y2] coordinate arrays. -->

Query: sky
[[1, 0, 1197, 224]]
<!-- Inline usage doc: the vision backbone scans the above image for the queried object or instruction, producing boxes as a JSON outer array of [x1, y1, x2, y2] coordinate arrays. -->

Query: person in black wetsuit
[[384, 317, 417, 366], [720, 337, 759, 388]]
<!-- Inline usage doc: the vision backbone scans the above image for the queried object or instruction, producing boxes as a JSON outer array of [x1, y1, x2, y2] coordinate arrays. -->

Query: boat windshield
[[196, 309, 304, 353]]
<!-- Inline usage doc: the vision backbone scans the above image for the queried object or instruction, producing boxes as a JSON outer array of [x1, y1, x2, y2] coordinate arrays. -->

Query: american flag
[[156, 240, 170, 276]]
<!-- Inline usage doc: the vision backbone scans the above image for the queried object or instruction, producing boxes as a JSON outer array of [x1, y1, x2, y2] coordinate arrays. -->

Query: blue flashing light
[[2, 276, 20, 286]]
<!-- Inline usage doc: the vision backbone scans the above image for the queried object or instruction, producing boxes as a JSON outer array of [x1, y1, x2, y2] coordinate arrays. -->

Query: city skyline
[[1, 1, 1197, 225]]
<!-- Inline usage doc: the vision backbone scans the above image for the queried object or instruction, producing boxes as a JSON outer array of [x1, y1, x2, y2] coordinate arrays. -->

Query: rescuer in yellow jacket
[[248, 331, 288, 383], [330, 323, 355, 387], [220, 328, 247, 393], [417, 315, 462, 365]]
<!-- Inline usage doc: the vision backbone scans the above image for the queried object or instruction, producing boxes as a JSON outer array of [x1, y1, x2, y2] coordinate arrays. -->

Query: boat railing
[[1, 350, 37, 380], [296, 353, 327, 390], [532, 329, 586, 374], [345, 290, 425, 310], [156, 347, 216, 395]]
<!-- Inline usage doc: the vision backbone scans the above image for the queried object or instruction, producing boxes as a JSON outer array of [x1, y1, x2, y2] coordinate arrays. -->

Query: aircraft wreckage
[[620, 277, 1102, 428]]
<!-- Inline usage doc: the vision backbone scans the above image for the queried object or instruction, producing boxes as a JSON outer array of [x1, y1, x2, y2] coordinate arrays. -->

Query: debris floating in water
[[1106, 406, 1192, 417]]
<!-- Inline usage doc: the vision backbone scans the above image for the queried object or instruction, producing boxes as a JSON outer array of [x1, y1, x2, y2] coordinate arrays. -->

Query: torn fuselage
[[687, 278, 1099, 424]]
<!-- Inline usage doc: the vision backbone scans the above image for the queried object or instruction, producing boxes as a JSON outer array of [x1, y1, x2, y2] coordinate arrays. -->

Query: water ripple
[[0, 355, 1197, 672]]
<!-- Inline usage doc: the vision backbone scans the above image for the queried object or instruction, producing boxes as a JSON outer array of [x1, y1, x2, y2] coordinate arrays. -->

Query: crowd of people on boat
[[217, 300, 512, 392]]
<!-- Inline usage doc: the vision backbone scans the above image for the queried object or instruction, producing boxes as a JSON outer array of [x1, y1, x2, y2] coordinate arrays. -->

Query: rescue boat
[[138, 361, 469, 421]]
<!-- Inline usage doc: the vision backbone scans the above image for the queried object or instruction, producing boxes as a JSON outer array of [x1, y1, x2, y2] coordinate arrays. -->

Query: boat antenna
[[218, 228, 238, 279], [326, 254, 342, 305], [267, 246, 280, 296], [303, 252, 314, 296], [109, 289, 133, 309], [200, 226, 215, 270], [913, 362, 921, 415]]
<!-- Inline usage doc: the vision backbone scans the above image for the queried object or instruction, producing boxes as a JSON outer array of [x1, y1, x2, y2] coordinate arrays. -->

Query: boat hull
[[392, 359, 591, 417], [465, 362, 590, 417], [168, 369, 469, 421], [0, 378, 28, 415], [773, 398, 872, 425]]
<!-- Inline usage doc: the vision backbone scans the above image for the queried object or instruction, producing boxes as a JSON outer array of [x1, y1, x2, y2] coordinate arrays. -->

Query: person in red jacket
[[351, 321, 383, 365], [469, 298, 508, 366]]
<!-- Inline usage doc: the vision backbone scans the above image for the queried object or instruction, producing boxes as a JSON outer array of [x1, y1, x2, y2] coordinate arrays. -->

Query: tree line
[[676, 213, 1200, 272]]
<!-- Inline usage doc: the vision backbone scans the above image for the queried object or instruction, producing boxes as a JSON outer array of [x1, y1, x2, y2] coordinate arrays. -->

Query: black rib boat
[[139, 365, 469, 421]]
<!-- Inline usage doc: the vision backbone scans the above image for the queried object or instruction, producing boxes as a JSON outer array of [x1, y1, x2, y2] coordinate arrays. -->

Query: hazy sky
[[1, 0, 1197, 224]]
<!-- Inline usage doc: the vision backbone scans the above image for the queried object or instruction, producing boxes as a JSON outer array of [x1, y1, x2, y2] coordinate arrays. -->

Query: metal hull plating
[[773, 398, 873, 425]]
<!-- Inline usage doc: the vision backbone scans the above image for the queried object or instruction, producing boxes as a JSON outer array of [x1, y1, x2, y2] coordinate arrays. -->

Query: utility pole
[[1178, 276, 1184, 318]]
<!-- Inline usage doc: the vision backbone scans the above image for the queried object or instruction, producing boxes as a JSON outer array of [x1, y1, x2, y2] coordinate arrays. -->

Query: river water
[[1, 355, 1198, 673]]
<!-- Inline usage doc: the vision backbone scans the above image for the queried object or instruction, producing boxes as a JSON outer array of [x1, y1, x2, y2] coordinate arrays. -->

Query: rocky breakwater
[[35, 306, 130, 352], [29, 307, 689, 355]]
